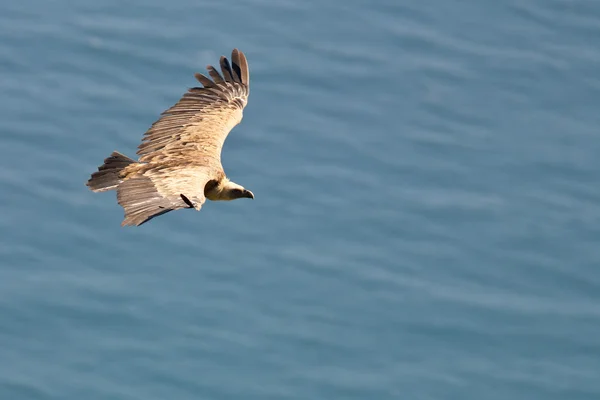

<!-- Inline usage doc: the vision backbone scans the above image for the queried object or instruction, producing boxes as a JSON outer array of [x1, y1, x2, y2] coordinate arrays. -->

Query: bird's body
[[86, 49, 254, 226]]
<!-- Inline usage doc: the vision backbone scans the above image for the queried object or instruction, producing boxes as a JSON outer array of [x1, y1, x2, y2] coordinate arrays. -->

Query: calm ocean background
[[1, 0, 600, 399]]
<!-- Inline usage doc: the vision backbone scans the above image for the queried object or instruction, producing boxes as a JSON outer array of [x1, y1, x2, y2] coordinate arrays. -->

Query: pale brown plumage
[[86, 49, 254, 226]]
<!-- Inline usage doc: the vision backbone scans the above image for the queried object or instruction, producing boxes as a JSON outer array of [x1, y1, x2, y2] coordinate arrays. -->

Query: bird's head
[[220, 181, 254, 201]]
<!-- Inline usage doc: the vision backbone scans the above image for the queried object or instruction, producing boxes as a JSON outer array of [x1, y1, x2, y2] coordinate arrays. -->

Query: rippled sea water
[[1, 0, 600, 399]]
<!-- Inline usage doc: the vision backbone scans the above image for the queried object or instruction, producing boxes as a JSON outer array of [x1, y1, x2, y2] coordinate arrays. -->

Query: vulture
[[86, 48, 254, 226]]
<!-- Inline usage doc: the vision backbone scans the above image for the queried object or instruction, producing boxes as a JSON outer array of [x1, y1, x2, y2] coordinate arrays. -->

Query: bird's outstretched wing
[[117, 164, 223, 226], [136, 48, 250, 168]]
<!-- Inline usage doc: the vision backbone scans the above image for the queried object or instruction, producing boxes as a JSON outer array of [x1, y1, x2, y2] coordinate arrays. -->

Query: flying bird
[[86, 48, 254, 226]]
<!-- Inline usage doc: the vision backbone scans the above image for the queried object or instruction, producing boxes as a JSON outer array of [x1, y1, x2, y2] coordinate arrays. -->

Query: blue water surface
[[1, 0, 600, 399]]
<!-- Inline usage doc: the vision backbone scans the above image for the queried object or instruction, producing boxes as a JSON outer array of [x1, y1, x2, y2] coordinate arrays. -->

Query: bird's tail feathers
[[87, 151, 135, 192]]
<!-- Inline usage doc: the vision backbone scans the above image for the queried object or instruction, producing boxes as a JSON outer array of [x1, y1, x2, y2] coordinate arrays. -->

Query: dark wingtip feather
[[219, 56, 235, 83], [230, 50, 242, 83], [231, 48, 249, 86], [194, 72, 214, 87], [206, 65, 224, 83], [195, 50, 248, 88]]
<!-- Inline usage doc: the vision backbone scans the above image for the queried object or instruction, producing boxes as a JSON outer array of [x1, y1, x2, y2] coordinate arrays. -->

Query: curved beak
[[244, 190, 254, 199]]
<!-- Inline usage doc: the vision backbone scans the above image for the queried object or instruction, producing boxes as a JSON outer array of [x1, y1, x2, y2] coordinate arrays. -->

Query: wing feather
[[118, 165, 220, 226], [207, 65, 225, 84], [194, 72, 214, 88], [219, 56, 234, 82], [231, 48, 249, 86], [136, 49, 250, 166]]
